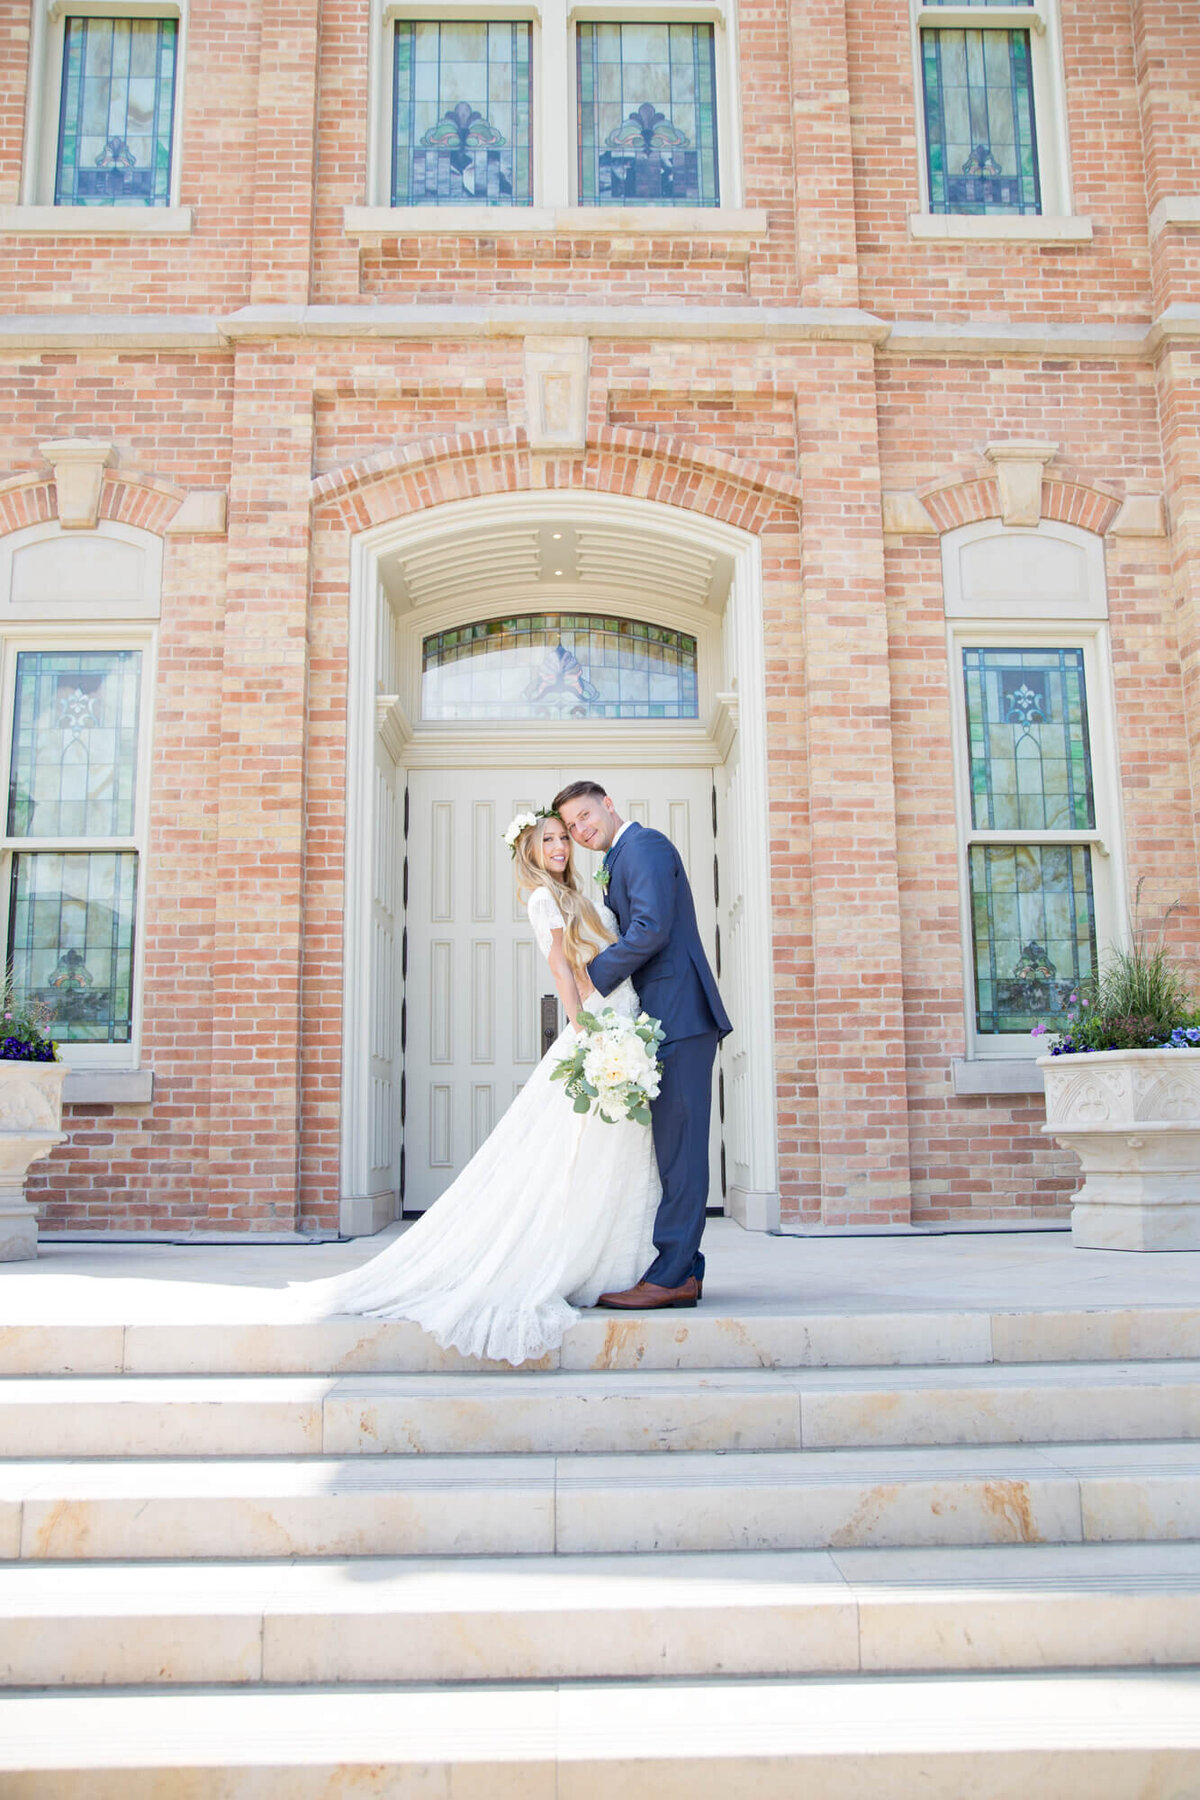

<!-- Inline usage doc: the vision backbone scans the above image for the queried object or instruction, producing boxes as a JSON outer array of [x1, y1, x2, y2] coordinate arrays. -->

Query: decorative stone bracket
[[165, 490, 228, 536], [983, 440, 1058, 527], [39, 438, 114, 530], [523, 337, 590, 453]]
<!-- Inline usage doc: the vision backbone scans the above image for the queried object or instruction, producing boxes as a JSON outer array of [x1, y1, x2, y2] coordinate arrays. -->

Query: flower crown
[[502, 806, 559, 856]]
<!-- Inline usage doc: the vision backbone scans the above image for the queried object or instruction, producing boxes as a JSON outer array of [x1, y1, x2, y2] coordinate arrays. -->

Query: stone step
[[4, 1301, 1200, 1377], [3, 1441, 1199, 1558], [3, 1542, 1200, 1688], [3, 1671, 1200, 1797], [5, 1360, 1200, 1458]]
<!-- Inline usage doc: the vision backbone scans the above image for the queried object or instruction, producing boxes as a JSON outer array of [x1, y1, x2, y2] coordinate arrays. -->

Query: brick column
[[1157, 345, 1200, 870], [786, 0, 860, 307], [205, 352, 315, 1229], [797, 343, 911, 1225], [249, 0, 323, 305], [1131, 0, 1200, 316]]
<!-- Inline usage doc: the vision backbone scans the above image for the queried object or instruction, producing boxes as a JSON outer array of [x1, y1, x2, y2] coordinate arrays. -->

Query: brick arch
[[0, 471, 185, 539], [920, 475, 1121, 537], [311, 424, 802, 535]]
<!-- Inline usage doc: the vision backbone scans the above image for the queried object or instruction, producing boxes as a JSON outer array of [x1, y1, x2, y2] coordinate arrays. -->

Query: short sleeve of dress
[[527, 886, 566, 959]]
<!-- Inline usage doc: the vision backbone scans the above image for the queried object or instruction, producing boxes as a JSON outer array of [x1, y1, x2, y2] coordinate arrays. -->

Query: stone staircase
[[2, 1299, 1200, 1794]]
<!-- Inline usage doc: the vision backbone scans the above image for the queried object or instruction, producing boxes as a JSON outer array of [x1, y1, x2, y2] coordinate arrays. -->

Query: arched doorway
[[340, 491, 779, 1235]]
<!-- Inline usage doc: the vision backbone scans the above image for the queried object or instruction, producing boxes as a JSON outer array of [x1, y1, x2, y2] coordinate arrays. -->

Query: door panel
[[403, 767, 721, 1212]]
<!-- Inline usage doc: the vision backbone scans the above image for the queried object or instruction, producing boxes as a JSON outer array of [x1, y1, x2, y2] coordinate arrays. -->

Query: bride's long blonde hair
[[514, 815, 614, 981]]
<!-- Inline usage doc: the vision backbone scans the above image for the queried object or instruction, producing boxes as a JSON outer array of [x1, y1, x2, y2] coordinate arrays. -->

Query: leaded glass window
[[963, 648, 1093, 832], [8, 652, 141, 840], [577, 23, 719, 207], [55, 17, 178, 208], [963, 646, 1097, 1035], [8, 853, 137, 1044], [5, 651, 142, 1045], [422, 615, 698, 720], [392, 21, 532, 207], [921, 3, 1041, 216]]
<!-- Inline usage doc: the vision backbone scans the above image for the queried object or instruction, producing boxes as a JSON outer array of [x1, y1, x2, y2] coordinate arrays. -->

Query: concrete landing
[[4, 1217, 1200, 1324]]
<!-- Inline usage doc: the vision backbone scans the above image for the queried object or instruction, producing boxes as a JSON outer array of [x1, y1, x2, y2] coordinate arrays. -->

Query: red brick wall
[[0, 0, 1193, 1232]]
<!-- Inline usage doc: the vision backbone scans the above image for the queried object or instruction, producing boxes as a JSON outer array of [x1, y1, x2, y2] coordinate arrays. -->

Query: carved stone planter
[[0, 1062, 67, 1261], [1039, 1049, 1200, 1250]]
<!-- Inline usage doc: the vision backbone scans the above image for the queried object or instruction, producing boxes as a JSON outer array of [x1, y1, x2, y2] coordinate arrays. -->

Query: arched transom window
[[421, 613, 699, 720]]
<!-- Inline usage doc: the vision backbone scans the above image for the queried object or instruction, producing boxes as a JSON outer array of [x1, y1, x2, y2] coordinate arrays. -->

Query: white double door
[[403, 766, 722, 1212]]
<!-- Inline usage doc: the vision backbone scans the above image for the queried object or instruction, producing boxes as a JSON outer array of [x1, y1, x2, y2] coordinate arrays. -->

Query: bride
[[285, 810, 658, 1365]]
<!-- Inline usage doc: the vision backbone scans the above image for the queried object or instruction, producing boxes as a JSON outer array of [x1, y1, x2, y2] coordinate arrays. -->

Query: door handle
[[540, 993, 559, 1055]]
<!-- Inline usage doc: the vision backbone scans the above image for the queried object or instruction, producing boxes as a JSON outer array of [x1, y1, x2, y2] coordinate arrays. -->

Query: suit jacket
[[586, 822, 732, 1042]]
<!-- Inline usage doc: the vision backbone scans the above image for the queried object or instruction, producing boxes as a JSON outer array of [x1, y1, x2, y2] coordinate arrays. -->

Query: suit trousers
[[643, 1028, 720, 1290]]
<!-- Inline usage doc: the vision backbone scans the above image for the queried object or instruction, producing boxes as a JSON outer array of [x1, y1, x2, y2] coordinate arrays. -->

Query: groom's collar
[[604, 819, 641, 867]]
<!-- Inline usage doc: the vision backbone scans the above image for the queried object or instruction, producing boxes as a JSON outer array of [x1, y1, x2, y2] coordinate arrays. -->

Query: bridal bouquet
[[551, 1007, 665, 1126]]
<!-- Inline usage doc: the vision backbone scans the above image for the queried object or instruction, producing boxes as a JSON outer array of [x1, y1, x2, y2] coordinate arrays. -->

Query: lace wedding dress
[[284, 887, 659, 1365]]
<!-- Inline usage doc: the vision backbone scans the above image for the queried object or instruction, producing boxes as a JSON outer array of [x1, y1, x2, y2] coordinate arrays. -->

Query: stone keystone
[[983, 441, 1058, 528], [39, 439, 115, 531]]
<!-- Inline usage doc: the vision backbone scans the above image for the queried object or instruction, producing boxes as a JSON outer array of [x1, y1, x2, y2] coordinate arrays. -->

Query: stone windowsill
[[64, 1068, 154, 1105], [908, 213, 1093, 245], [1149, 195, 1200, 239], [344, 204, 768, 242], [0, 205, 193, 237], [951, 1059, 1045, 1097]]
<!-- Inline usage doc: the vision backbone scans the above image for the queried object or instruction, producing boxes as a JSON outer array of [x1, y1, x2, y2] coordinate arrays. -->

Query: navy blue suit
[[587, 822, 732, 1290]]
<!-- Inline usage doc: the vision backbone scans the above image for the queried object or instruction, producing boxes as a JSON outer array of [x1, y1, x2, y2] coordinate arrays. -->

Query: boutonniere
[[594, 865, 611, 890]]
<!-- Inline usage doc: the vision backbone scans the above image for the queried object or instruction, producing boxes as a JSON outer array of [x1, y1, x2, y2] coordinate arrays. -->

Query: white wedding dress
[[285, 887, 659, 1365]]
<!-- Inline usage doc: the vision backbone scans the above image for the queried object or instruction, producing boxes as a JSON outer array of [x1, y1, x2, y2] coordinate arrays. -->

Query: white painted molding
[[345, 205, 767, 240], [881, 490, 937, 535], [1149, 195, 1200, 239], [983, 440, 1058, 527], [39, 438, 114, 530], [0, 314, 223, 350], [908, 212, 1091, 243], [951, 1058, 1044, 1096], [524, 336, 589, 452], [709, 691, 739, 762], [727, 1184, 782, 1231], [64, 1068, 154, 1104], [1108, 492, 1167, 538], [375, 695, 413, 764], [165, 490, 227, 536], [914, 4, 1046, 33], [0, 205, 193, 236]]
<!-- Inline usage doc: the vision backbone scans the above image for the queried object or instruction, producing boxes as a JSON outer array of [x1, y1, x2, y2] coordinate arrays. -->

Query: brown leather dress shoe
[[595, 1277, 701, 1310]]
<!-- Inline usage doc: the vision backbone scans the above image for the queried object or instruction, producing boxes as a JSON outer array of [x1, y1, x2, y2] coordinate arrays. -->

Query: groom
[[552, 780, 732, 1310]]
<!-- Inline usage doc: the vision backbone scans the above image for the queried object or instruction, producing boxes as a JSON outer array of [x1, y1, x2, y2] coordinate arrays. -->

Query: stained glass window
[[422, 615, 698, 720], [962, 648, 1093, 832], [8, 853, 137, 1043], [6, 651, 142, 1045], [8, 652, 142, 839], [392, 21, 532, 207], [963, 646, 1096, 1034], [577, 23, 718, 207], [970, 844, 1095, 1034], [55, 17, 178, 208], [921, 5, 1041, 216]]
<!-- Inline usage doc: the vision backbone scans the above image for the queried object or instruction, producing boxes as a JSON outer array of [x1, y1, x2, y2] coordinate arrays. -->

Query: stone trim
[[344, 205, 769, 241], [951, 1059, 1045, 1096], [1148, 195, 1200, 239], [0, 205, 193, 236], [0, 475, 185, 540], [920, 477, 1120, 538], [64, 1069, 154, 1105], [907, 213, 1093, 244]]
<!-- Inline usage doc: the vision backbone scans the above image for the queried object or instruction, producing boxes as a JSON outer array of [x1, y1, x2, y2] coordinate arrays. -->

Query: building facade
[[0, 0, 1197, 1238]]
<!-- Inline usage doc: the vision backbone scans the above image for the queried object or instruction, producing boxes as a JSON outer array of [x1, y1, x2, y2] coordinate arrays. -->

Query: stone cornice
[[0, 304, 1194, 359], [219, 303, 892, 344]]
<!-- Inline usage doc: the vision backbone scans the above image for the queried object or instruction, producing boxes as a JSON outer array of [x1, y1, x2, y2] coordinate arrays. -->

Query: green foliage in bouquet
[[551, 1006, 664, 1125]]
